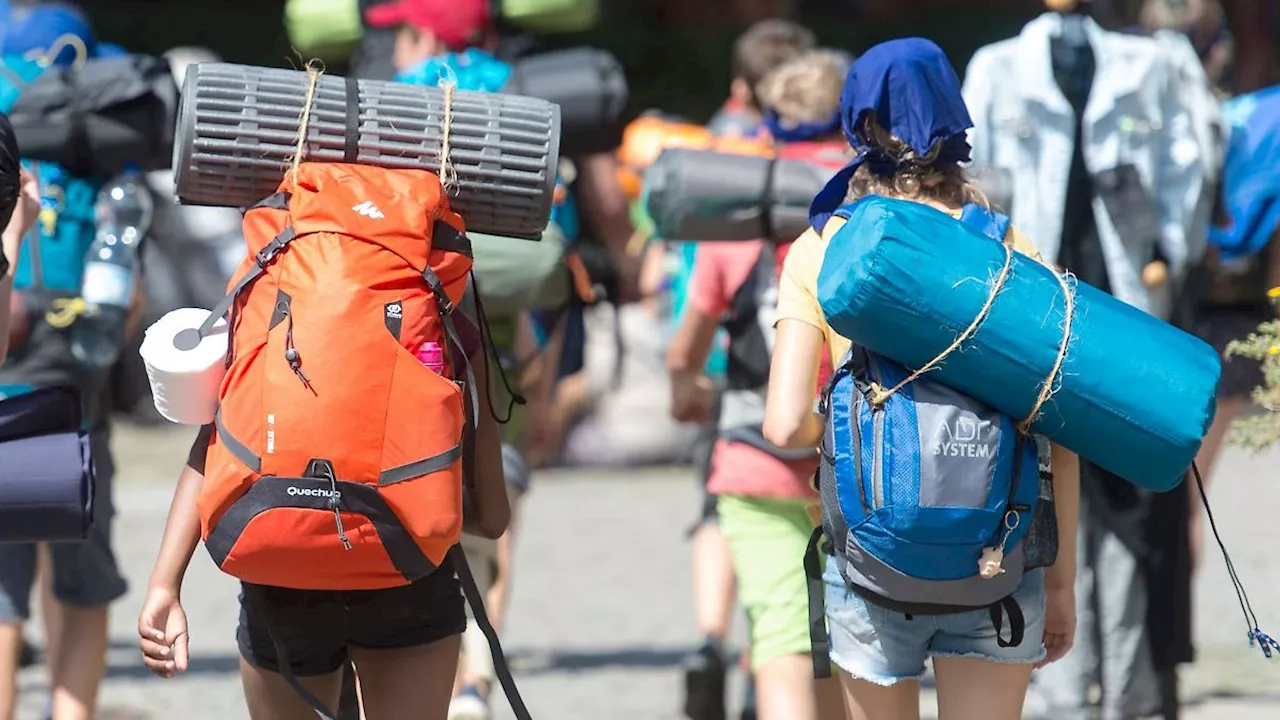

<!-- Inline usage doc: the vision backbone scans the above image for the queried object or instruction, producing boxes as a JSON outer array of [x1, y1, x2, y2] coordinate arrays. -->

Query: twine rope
[[288, 61, 325, 187], [435, 65, 459, 195], [867, 244, 1076, 436]]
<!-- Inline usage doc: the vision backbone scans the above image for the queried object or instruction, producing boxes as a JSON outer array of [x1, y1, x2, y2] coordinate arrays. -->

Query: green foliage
[[1226, 308, 1280, 452]]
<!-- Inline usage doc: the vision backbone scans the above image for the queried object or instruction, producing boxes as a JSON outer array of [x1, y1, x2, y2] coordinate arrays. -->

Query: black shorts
[[237, 563, 466, 677]]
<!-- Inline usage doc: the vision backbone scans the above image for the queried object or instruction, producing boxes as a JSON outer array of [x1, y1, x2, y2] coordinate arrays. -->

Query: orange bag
[[195, 163, 476, 591]]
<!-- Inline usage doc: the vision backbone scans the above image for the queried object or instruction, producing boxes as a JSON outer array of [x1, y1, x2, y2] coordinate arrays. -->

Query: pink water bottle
[[416, 341, 445, 374]]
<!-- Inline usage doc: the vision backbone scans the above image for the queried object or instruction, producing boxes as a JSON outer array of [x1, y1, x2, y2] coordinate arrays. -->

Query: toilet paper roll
[[139, 308, 229, 426]]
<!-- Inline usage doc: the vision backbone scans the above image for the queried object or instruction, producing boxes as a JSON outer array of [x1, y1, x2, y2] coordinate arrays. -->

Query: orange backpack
[[194, 163, 476, 591]]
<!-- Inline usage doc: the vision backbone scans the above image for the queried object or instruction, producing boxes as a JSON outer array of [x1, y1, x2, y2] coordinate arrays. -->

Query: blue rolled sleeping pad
[[817, 197, 1221, 492]]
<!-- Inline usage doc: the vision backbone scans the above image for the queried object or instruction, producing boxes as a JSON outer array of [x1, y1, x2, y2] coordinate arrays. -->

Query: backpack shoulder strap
[[958, 203, 1012, 245]]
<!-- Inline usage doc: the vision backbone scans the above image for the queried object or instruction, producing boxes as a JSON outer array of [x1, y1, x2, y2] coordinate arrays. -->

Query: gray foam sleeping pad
[[644, 148, 1019, 242], [172, 62, 561, 240]]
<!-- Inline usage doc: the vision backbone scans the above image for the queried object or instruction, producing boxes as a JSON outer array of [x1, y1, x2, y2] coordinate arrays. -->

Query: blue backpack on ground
[[806, 204, 1041, 677]]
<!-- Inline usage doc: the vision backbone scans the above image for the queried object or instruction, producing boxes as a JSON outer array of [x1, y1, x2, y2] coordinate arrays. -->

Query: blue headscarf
[[763, 108, 841, 144], [808, 38, 973, 231]]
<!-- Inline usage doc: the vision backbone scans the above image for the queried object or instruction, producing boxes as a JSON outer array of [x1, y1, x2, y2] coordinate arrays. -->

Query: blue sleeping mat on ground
[[817, 197, 1221, 492]]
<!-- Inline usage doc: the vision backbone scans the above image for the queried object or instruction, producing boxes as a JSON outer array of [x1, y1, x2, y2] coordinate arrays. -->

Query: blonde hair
[[756, 49, 850, 128], [847, 115, 987, 208]]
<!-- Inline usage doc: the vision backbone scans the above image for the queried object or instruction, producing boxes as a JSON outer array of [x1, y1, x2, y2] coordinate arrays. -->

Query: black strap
[[241, 192, 293, 215], [432, 220, 473, 257], [450, 545, 534, 720], [343, 77, 360, 163], [423, 266, 480, 425], [760, 157, 779, 242], [804, 526, 833, 679], [243, 584, 339, 720], [989, 595, 1026, 649], [199, 226, 298, 338]]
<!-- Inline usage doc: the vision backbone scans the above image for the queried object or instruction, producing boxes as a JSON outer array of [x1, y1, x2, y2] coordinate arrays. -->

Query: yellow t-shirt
[[776, 210, 1044, 369]]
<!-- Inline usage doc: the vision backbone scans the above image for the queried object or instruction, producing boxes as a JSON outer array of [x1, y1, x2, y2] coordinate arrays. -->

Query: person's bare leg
[[815, 675, 845, 719], [354, 635, 462, 720], [48, 605, 108, 720], [691, 522, 736, 641], [932, 656, 1033, 720], [37, 546, 60, 680], [753, 654, 844, 720], [839, 671, 920, 720], [0, 623, 22, 720], [239, 657, 344, 720]]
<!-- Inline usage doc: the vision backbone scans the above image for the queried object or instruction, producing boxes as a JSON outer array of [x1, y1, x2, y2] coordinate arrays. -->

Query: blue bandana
[[808, 38, 973, 231], [762, 108, 842, 144]]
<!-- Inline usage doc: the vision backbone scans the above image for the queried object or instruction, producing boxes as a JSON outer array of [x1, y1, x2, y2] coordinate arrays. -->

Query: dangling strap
[[449, 545, 534, 720], [989, 595, 1026, 649], [242, 584, 338, 720], [804, 527, 833, 679], [1192, 461, 1278, 658]]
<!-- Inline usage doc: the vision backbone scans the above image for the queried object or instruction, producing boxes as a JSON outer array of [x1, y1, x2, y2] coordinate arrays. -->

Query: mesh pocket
[[1024, 471, 1059, 570]]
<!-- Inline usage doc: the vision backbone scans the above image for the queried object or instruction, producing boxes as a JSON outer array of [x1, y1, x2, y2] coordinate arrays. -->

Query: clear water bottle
[[70, 166, 154, 369]]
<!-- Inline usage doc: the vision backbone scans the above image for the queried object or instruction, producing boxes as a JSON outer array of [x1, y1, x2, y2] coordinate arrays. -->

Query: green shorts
[[716, 493, 819, 669]]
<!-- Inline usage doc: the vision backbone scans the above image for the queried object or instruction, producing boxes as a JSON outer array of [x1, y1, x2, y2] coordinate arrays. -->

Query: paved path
[[14, 423, 1280, 719]]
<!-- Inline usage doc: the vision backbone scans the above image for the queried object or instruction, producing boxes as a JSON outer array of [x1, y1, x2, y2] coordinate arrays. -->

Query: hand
[[1038, 586, 1076, 668], [671, 375, 715, 423], [1141, 260, 1169, 289], [4, 169, 40, 243], [138, 586, 189, 678]]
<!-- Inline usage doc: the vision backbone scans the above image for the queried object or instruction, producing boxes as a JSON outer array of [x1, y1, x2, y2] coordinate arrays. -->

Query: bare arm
[[762, 318, 826, 450], [466, 348, 513, 540], [665, 306, 720, 423], [1045, 444, 1080, 593], [147, 460, 206, 595]]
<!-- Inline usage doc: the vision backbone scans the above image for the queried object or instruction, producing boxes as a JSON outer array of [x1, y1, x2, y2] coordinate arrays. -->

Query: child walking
[[668, 48, 851, 720], [763, 39, 1080, 720]]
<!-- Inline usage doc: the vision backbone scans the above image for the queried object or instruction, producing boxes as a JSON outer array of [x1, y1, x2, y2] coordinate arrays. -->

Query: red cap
[[364, 0, 491, 49]]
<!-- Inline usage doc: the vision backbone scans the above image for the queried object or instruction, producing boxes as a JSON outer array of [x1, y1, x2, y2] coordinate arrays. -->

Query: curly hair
[[755, 49, 850, 129], [847, 115, 987, 208]]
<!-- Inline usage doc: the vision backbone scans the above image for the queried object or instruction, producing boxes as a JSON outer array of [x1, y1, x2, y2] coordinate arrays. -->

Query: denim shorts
[[823, 556, 1046, 686]]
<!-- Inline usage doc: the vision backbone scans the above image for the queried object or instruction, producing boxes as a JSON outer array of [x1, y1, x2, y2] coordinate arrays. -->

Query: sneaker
[[448, 686, 490, 720], [682, 640, 727, 720]]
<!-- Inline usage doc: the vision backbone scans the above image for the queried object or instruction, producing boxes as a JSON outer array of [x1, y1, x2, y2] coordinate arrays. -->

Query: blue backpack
[[806, 204, 1042, 676]]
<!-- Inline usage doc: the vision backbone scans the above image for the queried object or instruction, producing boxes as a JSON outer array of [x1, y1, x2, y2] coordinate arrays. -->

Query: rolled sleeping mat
[[643, 148, 828, 242], [173, 62, 561, 240], [507, 47, 628, 157], [9, 54, 178, 177], [0, 386, 95, 543], [818, 196, 1221, 492], [644, 148, 1024, 243]]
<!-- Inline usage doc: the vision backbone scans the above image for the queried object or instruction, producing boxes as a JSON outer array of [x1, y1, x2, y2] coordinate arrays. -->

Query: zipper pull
[[324, 471, 353, 551]]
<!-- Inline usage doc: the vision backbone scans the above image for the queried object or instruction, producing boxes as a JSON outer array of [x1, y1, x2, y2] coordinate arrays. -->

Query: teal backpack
[[0, 160, 107, 423]]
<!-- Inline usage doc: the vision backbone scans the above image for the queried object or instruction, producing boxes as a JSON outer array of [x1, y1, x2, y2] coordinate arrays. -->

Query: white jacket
[[962, 13, 1206, 317]]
